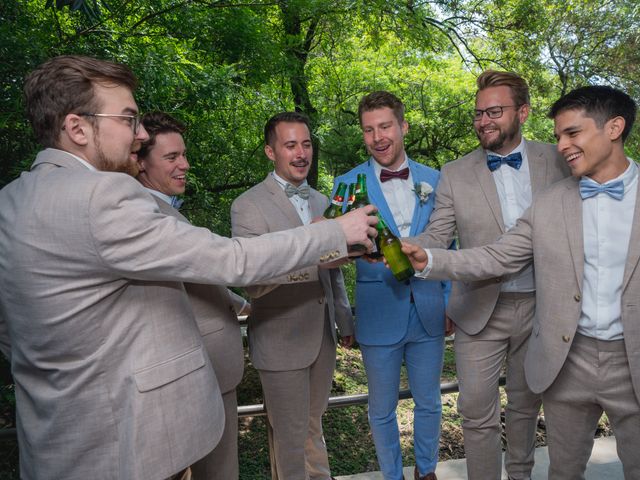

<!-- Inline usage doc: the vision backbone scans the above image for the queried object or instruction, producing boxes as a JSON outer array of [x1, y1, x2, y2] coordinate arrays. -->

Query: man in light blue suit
[[333, 91, 449, 480]]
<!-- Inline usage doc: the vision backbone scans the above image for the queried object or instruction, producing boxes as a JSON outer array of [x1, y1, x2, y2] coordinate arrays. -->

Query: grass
[[0, 342, 612, 479]]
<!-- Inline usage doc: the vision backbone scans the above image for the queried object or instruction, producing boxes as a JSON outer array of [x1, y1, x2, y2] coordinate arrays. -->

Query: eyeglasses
[[79, 112, 142, 134], [473, 105, 521, 122]]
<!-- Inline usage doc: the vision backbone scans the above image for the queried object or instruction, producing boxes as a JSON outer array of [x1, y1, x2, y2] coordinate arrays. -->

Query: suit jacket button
[[574, 294, 581, 302], [318, 298, 324, 304], [562, 335, 571, 343]]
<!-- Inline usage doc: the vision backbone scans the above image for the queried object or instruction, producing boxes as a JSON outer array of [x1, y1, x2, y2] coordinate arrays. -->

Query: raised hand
[[335, 204, 378, 253], [399, 241, 429, 271]]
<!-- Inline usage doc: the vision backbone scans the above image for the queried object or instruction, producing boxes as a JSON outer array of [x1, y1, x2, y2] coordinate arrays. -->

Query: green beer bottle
[[376, 214, 415, 282], [324, 182, 347, 219], [345, 183, 356, 212], [350, 174, 371, 253]]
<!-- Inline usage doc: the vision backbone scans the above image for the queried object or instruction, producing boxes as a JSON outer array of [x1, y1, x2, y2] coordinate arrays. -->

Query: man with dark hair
[[334, 91, 448, 480], [0, 55, 377, 480], [136, 111, 248, 480], [404, 84, 640, 479], [414, 70, 568, 480], [231, 112, 353, 480], [231, 111, 354, 480]]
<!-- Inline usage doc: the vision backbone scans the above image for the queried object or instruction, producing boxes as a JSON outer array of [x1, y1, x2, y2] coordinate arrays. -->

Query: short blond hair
[[476, 70, 530, 107]]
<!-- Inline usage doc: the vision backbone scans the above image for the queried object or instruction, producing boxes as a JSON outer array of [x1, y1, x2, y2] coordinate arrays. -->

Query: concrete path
[[336, 436, 622, 479]]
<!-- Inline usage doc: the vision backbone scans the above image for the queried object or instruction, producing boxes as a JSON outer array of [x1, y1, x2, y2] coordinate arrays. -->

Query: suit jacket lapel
[[526, 140, 548, 195], [407, 160, 430, 236], [562, 179, 584, 289], [263, 174, 303, 227], [474, 150, 506, 233], [365, 160, 400, 235], [622, 179, 640, 292]]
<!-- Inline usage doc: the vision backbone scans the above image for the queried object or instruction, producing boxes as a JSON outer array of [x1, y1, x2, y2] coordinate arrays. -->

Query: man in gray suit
[[414, 70, 569, 480], [404, 85, 640, 479], [0, 55, 377, 480], [231, 112, 354, 480], [135, 111, 248, 480]]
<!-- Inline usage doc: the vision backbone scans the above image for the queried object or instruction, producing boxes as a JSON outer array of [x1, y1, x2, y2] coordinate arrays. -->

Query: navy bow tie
[[579, 179, 625, 201], [170, 196, 184, 209], [486, 152, 522, 171], [284, 183, 310, 199], [380, 167, 410, 182]]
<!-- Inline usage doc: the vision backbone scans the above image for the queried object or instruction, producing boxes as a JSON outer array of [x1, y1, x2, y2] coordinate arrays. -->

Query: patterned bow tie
[[579, 178, 625, 201], [486, 152, 523, 171], [170, 196, 184, 209], [284, 183, 310, 199], [380, 167, 410, 182]]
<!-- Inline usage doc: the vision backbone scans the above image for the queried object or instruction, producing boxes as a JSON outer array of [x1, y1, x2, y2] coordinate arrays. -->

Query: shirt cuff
[[414, 248, 434, 278]]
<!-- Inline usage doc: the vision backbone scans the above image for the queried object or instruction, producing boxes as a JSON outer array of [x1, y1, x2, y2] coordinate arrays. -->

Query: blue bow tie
[[579, 179, 625, 201], [487, 152, 522, 171], [170, 196, 184, 209]]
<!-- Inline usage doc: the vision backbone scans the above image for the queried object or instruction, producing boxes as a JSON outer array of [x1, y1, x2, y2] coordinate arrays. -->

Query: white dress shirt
[[272, 172, 312, 225], [373, 156, 415, 237], [489, 138, 535, 292], [579, 159, 637, 340]]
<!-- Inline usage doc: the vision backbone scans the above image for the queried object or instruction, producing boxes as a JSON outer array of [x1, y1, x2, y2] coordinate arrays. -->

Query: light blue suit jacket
[[334, 158, 449, 345]]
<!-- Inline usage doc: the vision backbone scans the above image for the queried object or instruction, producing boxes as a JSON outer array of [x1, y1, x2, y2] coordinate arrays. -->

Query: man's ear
[[264, 144, 276, 162], [518, 104, 530, 125], [607, 116, 626, 142], [61, 114, 90, 146]]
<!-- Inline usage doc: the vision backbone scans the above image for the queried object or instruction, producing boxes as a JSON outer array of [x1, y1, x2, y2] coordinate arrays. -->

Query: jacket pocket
[[134, 346, 206, 392]]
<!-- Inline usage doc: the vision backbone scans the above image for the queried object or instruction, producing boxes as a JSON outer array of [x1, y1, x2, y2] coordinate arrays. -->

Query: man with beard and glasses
[[230, 112, 354, 480], [0, 56, 378, 480], [411, 70, 569, 480]]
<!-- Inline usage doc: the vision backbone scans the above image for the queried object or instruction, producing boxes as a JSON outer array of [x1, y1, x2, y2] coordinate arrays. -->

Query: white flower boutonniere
[[413, 181, 433, 205]]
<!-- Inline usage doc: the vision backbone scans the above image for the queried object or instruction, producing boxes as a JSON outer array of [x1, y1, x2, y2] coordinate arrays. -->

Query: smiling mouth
[[291, 161, 309, 168], [565, 152, 582, 164], [173, 175, 186, 181], [374, 144, 391, 153]]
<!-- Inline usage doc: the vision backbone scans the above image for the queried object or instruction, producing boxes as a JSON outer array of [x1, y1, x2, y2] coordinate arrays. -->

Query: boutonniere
[[413, 181, 433, 205]]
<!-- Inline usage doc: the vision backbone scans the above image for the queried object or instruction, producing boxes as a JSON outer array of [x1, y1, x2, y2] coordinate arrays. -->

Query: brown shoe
[[414, 466, 437, 480]]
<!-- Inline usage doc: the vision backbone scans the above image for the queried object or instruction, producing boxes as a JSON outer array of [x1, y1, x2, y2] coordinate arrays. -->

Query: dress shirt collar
[[144, 187, 175, 206], [372, 155, 409, 179], [485, 137, 525, 159], [271, 171, 309, 192], [580, 158, 635, 193]]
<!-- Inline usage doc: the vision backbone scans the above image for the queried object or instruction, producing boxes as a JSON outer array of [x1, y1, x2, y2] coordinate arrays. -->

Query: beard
[[476, 114, 521, 152], [94, 131, 139, 177]]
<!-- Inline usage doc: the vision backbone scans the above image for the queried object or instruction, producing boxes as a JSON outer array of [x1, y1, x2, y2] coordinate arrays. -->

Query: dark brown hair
[[138, 112, 186, 159], [264, 111, 311, 147], [24, 55, 138, 148], [358, 91, 405, 125]]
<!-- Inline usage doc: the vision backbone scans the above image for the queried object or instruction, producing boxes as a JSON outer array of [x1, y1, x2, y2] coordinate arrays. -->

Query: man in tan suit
[[404, 85, 640, 479], [136, 111, 248, 480], [414, 71, 569, 480], [0, 56, 377, 480], [231, 112, 354, 480]]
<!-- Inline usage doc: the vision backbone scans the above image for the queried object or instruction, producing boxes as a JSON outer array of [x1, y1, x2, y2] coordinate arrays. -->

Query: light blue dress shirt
[[579, 159, 637, 340]]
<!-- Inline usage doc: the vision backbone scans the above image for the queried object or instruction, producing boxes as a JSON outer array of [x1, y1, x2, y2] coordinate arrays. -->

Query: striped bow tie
[[284, 183, 310, 199], [579, 179, 624, 201], [486, 152, 522, 171]]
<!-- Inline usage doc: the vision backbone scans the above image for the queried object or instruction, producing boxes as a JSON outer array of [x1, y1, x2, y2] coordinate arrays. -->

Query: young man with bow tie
[[413, 71, 568, 480], [333, 91, 449, 480], [230, 112, 355, 480], [405, 84, 640, 480]]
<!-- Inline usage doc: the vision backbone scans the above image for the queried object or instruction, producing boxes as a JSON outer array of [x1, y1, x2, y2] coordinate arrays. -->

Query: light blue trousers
[[360, 305, 444, 480]]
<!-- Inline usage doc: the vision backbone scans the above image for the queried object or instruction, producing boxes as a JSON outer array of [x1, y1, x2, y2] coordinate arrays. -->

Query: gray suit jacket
[[231, 174, 354, 371], [414, 140, 568, 334], [153, 197, 244, 394], [425, 176, 640, 402], [0, 150, 348, 480]]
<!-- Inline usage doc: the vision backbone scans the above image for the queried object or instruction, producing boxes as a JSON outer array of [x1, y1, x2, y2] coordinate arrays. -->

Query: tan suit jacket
[[231, 174, 354, 371], [153, 198, 244, 394], [415, 141, 568, 334], [0, 150, 348, 480], [426, 176, 640, 402]]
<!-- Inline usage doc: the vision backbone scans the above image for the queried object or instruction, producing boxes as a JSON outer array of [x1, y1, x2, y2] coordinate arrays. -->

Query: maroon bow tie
[[379, 167, 410, 182]]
